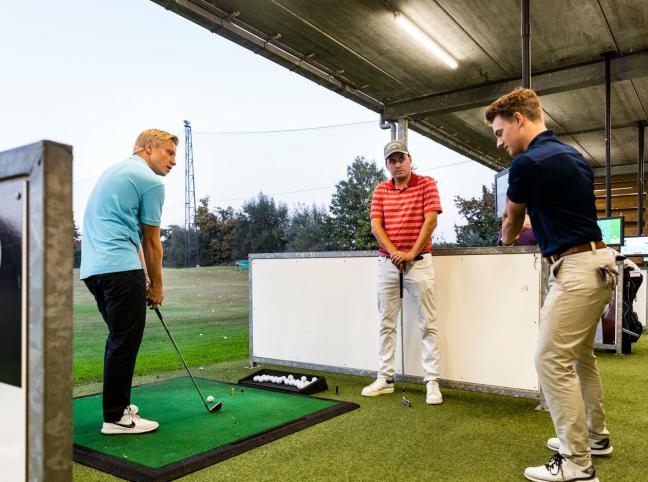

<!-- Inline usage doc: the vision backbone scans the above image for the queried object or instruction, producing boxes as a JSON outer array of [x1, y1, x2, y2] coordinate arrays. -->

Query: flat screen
[[597, 216, 624, 246], [621, 236, 648, 256], [494, 168, 509, 221]]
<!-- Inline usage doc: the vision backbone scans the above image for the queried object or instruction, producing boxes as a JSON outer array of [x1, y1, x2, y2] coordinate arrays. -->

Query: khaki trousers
[[376, 254, 440, 382], [537, 247, 616, 466]]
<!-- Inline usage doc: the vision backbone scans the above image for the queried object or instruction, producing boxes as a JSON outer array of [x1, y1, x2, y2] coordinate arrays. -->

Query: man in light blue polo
[[81, 129, 177, 435]]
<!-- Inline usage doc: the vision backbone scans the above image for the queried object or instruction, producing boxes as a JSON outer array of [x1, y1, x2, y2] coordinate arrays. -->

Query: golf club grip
[[399, 271, 404, 298]]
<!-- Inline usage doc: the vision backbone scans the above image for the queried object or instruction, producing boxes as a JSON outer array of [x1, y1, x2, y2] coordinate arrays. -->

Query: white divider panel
[[633, 269, 647, 327], [252, 253, 541, 393]]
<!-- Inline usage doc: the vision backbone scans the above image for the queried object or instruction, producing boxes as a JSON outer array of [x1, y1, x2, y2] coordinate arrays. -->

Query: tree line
[[73, 156, 500, 268]]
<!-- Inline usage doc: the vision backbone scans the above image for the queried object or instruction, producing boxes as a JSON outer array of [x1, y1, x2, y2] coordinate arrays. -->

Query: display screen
[[597, 216, 624, 246], [621, 236, 648, 256], [494, 168, 509, 220], [0, 180, 23, 388]]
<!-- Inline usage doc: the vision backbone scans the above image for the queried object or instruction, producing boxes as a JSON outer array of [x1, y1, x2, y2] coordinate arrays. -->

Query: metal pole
[[639, 122, 646, 235], [604, 54, 612, 217], [521, 0, 531, 88], [398, 118, 408, 145]]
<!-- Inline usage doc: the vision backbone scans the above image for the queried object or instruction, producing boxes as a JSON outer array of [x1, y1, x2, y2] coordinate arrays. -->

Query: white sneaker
[[524, 454, 599, 481], [101, 404, 159, 435], [361, 378, 394, 397], [426, 381, 443, 405], [547, 437, 613, 456]]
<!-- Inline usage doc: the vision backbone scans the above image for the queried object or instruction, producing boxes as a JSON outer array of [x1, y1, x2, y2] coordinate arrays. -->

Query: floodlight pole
[[184, 120, 197, 267], [638, 121, 646, 235], [521, 0, 531, 89]]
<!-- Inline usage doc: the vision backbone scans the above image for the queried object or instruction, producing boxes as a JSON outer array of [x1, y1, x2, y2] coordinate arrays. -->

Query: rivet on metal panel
[[15, 192, 21, 200]]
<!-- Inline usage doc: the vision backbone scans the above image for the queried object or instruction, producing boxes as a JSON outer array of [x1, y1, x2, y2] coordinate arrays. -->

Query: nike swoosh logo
[[113, 421, 135, 428]]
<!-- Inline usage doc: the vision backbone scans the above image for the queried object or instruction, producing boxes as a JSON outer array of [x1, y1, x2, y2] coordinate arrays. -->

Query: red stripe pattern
[[371, 172, 442, 255]]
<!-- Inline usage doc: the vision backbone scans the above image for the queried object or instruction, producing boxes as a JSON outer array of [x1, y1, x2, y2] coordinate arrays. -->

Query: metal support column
[[639, 121, 646, 235], [604, 54, 612, 217], [521, 0, 531, 88], [398, 118, 409, 145]]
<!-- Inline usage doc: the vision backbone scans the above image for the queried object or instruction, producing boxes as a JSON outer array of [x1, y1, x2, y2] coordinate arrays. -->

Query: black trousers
[[84, 269, 147, 422]]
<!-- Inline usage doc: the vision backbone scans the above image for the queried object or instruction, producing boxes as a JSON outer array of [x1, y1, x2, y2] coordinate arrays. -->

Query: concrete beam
[[593, 163, 640, 176], [384, 49, 648, 120]]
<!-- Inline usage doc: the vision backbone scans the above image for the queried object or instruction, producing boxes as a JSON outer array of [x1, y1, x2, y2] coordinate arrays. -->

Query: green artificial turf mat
[[73, 377, 357, 481]]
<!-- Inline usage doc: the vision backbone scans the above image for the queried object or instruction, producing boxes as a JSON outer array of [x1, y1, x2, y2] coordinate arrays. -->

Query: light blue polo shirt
[[80, 155, 165, 279]]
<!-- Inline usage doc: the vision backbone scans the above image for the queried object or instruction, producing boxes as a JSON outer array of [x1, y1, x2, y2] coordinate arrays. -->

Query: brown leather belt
[[546, 241, 606, 264]]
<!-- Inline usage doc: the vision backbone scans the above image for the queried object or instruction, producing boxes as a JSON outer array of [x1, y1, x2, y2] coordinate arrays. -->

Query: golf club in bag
[[154, 307, 222, 413], [399, 270, 412, 408]]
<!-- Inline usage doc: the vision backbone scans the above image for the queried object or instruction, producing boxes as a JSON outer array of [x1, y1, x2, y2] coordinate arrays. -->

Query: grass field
[[73, 268, 648, 481], [73, 266, 249, 384]]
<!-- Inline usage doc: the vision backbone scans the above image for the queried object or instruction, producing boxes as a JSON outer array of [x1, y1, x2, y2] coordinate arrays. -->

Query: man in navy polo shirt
[[485, 88, 617, 482]]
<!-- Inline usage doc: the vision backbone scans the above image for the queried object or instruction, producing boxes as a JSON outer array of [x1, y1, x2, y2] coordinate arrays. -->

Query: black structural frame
[[73, 378, 359, 482]]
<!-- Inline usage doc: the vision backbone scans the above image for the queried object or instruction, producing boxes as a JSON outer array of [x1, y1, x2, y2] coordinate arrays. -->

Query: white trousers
[[538, 247, 616, 466], [376, 254, 440, 382]]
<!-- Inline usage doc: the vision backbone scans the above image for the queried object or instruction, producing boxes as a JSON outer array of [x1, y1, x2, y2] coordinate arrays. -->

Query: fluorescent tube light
[[394, 11, 458, 69]]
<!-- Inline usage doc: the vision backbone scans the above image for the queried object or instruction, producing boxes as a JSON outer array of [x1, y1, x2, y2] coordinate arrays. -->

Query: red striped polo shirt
[[370, 172, 442, 256]]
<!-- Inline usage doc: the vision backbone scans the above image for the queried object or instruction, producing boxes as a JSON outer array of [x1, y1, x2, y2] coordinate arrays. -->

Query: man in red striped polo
[[361, 140, 444, 405]]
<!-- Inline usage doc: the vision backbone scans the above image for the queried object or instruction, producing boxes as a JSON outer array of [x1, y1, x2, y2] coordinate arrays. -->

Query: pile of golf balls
[[252, 374, 317, 390]]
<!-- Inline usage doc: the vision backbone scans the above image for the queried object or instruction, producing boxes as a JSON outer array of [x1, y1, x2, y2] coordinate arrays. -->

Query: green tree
[[233, 192, 288, 259], [285, 203, 332, 252], [194, 197, 237, 265], [161, 224, 188, 267], [454, 184, 499, 247], [73, 214, 82, 268], [329, 156, 386, 250]]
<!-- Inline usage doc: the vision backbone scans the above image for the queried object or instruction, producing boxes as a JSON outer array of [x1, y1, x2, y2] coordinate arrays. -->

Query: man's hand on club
[[390, 250, 415, 269], [147, 285, 164, 309]]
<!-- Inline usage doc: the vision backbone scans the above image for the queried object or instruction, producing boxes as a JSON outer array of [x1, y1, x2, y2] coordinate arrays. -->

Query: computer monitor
[[494, 168, 509, 221], [597, 216, 624, 246], [621, 235, 648, 256]]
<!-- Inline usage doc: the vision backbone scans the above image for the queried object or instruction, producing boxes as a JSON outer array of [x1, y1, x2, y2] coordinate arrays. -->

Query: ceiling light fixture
[[394, 11, 458, 69]]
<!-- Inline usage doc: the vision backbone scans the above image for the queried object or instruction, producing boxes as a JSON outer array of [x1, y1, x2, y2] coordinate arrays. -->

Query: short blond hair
[[484, 87, 543, 125], [133, 129, 179, 154]]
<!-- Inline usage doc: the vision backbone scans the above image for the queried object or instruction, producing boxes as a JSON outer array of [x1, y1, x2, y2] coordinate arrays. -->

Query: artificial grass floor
[[74, 377, 342, 470], [74, 339, 648, 482]]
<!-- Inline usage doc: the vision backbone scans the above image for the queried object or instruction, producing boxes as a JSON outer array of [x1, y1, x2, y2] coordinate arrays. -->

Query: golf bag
[[622, 265, 644, 354]]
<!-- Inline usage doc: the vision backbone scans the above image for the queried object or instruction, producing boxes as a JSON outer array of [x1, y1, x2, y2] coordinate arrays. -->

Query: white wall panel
[[252, 252, 541, 394]]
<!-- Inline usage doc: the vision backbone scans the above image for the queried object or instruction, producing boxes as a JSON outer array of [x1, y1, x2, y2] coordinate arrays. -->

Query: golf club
[[399, 269, 412, 408], [154, 307, 222, 413]]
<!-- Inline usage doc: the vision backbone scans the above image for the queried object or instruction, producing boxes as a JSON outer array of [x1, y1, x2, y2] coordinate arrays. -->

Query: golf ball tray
[[238, 369, 328, 395]]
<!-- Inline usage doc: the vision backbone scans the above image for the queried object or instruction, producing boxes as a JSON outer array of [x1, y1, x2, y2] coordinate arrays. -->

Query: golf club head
[[209, 402, 223, 413], [402, 397, 412, 408]]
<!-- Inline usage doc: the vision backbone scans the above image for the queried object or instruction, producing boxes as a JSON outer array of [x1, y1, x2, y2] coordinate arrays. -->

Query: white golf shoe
[[101, 404, 159, 435], [425, 381, 443, 405], [524, 454, 599, 482], [547, 437, 613, 456], [361, 378, 394, 397]]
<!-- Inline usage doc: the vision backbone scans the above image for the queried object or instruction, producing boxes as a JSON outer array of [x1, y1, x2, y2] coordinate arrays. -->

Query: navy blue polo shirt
[[506, 130, 602, 257]]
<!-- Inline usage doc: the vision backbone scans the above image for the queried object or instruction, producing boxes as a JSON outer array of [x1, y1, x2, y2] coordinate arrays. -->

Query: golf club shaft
[[399, 270, 408, 403], [154, 307, 211, 411]]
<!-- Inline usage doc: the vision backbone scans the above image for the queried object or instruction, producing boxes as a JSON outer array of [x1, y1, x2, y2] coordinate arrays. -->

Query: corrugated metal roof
[[151, 0, 648, 173]]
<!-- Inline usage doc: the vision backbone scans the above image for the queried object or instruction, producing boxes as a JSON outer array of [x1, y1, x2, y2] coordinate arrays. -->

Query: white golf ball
[[311, 377, 317, 383], [288, 375, 294, 380], [206, 395, 214, 402], [253, 376, 260, 382], [301, 376, 307, 382]]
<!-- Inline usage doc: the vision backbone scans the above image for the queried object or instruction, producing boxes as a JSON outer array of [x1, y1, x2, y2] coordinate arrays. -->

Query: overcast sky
[[0, 0, 497, 242]]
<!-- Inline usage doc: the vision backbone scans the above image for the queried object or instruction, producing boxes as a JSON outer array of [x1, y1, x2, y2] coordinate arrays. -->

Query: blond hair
[[133, 129, 179, 154], [484, 87, 543, 125]]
